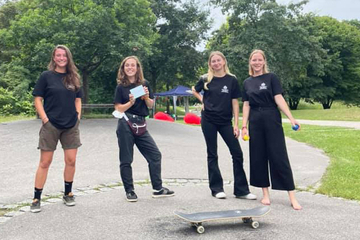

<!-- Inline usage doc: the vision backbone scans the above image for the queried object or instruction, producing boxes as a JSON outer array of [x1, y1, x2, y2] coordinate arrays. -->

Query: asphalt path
[[0, 119, 359, 239]]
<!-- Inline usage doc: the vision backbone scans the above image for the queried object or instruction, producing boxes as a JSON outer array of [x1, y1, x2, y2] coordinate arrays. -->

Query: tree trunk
[[322, 97, 333, 109], [288, 98, 299, 110], [81, 70, 90, 114], [82, 70, 89, 104]]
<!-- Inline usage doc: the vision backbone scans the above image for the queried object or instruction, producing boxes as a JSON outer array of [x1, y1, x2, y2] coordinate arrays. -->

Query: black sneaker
[[152, 187, 175, 198], [63, 192, 76, 206], [30, 199, 41, 213], [126, 191, 138, 202]]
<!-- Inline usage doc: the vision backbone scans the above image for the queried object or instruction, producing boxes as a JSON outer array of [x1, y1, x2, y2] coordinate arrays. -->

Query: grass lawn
[[159, 101, 360, 121], [281, 101, 360, 121], [0, 115, 35, 123], [283, 123, 360, 201]]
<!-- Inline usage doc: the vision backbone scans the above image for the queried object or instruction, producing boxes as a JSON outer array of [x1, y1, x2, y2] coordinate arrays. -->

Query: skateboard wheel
[[251, 221, 259, 229], [242, 218, 251, 223], [197, 226, 205, 234]]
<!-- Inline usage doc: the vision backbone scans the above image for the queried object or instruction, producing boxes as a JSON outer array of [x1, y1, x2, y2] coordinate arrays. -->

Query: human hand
[[291, 119, 301, 131], [233, 125, 240, 138], [129, 94, 135, 105], [42, 117, 49, 124], [241, 127, 249, 140], [141, 86, 150, 100]]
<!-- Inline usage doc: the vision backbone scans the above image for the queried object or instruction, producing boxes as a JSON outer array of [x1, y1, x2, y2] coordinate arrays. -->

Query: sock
[[34, 187, 43, 200], [64, 181, 73, 195]]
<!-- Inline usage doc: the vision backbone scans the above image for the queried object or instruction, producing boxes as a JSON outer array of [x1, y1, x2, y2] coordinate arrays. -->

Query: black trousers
[[116, 116, 162, 193], [201, 118, 250, 196], [249, 107, 295, 191]]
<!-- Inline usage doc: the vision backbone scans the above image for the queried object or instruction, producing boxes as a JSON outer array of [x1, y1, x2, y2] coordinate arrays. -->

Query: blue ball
[[292, 124, 299, 131]]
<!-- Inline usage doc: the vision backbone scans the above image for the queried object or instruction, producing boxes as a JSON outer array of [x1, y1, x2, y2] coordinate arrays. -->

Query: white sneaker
[[214, 192, 227, 199], [236, 193, 257, 200]]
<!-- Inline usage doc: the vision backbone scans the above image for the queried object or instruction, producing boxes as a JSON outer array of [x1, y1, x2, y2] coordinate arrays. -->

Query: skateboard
[[174, 206, 270, 234]]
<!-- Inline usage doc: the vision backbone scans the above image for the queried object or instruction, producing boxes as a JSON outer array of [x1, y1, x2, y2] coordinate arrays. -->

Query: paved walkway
[[282, 118, 360, 129], [0, 119, 359, 239]]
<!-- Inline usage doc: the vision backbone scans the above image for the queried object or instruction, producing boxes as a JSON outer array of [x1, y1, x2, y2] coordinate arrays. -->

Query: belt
[[125, 112, 145, 120], [250, 106, 277, 111]]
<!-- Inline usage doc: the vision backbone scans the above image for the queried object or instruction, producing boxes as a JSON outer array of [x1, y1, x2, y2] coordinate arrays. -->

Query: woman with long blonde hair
[[192, 51, 256, 200], [242, 49, 302, 210]]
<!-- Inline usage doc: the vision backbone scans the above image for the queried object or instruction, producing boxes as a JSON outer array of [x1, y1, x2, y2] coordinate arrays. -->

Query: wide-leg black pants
[[116, 117, 162, 193], [201, 118, 250, 196], [249, 107, 295, 191]]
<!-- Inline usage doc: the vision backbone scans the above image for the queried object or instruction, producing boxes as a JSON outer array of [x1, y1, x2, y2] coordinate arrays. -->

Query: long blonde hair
[[116, 56, 145, 86], [204, 51, 233, 90], [48, 45, 81, 91], [248, 49, 269, 76]]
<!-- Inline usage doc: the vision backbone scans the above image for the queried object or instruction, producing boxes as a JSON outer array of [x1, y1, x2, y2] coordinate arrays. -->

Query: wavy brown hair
[[47, 45, 81, 91], [204, 51, 233, 90], [116, 56, 145, 86]]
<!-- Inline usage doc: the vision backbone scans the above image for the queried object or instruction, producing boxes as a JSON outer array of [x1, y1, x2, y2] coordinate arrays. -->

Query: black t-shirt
[[242, 73, 283, 108], [32, 71, 83, 129], [195, 74, 241, 125], [114, 80, 153, 117]]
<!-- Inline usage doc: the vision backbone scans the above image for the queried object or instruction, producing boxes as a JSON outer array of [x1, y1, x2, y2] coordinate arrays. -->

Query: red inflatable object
[[184, 113, 201, 125], [154, 112, 175, 122]]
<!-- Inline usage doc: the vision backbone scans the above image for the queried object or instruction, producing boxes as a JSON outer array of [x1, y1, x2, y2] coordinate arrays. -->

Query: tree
[[147, 0, 211, 93], [311, 17, 360, 108], [209, 0, 325, 109], [143, 0, 211, 113], [1, 0, 157, 104]]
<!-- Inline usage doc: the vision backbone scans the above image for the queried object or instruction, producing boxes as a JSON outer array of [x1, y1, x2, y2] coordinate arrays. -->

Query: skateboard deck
[[174, 206, 270, 234]]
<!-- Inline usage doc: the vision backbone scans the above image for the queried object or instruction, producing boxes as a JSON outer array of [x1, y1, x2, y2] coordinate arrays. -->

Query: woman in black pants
[[114, 56, 174, 202], [241, 49, 302, 210], [192, 51, 256, 200]]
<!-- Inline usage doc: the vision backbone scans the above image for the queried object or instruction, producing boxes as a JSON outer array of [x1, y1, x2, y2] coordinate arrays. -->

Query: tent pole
[[185, 96, 189, 113], [153, 97, 156, 118], [173, 96, 177, 121]]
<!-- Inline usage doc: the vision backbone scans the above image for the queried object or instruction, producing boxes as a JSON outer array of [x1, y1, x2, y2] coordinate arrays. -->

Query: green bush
[[0, 87, 34, 115]]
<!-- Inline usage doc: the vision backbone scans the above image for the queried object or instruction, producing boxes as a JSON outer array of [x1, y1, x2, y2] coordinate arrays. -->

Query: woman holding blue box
[[114, 56, 174, 202]]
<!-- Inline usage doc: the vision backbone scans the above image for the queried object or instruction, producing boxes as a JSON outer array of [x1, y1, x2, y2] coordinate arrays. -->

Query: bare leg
[[288, 190, 302, 210], [34, 151, 54, 189], [261, 187, 271, 205], [64, 149, 77, 182]]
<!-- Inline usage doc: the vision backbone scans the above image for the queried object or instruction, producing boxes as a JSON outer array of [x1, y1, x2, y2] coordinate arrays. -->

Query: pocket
[[43, 120, 54, 129]]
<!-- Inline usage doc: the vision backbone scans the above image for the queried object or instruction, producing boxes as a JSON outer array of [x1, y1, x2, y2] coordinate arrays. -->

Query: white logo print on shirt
[[259, 83, 267, 90], [221, 85, 229, 93]]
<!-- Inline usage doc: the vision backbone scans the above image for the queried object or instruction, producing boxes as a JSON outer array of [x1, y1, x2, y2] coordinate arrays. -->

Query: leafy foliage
[[1, 0, 157, 105], [209, 0, 360, 109], [147, 0, 211, 92]]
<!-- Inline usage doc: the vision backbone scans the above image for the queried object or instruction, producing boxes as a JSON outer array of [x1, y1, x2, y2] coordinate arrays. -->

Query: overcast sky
[[206, 0, 360, 31]]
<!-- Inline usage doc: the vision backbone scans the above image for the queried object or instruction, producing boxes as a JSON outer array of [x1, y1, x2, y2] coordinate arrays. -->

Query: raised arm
[[114, 94, 135, 113], [142, 86, 154, 108], [191, 86, 203, 103]]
